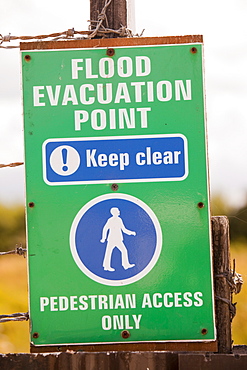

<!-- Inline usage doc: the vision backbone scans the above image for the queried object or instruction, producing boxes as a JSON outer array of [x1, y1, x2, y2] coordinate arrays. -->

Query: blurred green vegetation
[[0, 204, 26, 252]]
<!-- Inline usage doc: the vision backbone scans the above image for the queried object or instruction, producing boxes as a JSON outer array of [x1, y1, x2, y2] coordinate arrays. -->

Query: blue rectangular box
[[43, 134, 188, 185]]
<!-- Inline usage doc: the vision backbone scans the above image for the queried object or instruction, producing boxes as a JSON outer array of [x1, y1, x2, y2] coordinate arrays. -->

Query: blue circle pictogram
[[70, 193, 162, 286]]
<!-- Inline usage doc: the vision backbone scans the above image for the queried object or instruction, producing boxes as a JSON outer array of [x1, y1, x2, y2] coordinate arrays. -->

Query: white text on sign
[[86, 147, 181, 171], [32, 55, 192, 132], [39, 292, 204, 331]]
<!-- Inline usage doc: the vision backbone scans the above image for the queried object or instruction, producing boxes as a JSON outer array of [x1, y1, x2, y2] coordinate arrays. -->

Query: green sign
[[22, 39, 215, 346]]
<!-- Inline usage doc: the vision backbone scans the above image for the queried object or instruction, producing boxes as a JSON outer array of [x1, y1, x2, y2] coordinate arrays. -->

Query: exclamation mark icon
[[62, 148, 68, 171], [49, 145, 80, 177]]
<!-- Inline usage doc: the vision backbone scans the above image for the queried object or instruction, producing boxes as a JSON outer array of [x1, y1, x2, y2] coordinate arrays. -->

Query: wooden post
[[212, 216, 232, 353], [90, 0, 127, 37]]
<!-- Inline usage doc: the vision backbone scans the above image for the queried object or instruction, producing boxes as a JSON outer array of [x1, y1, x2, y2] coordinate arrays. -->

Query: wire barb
[[89, 0, 113, 39], [66, 28, 75, 38], [215, 261, 243, 295], [0, 245, 27, 257]]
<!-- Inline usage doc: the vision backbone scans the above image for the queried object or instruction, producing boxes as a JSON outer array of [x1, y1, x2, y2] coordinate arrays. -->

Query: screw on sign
[[111, 183, 119, 191], [106, 48, 115, 56]]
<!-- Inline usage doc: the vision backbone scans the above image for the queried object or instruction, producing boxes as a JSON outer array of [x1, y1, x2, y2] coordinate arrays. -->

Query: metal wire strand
[[0, 312, 29, 323], [215, 296, 237, 321], [215, 259, 243, 295], [0, 245, 27, 257], [89, 0, 113, 39], [0, 162, 24, 168]]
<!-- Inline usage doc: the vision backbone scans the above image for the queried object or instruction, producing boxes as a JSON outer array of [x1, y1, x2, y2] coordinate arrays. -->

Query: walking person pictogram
[[100, 207, 136, 271], [70, 193, 162, 286]]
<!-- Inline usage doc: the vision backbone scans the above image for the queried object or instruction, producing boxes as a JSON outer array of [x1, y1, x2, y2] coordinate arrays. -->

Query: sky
[[0, 0, 247, 207]]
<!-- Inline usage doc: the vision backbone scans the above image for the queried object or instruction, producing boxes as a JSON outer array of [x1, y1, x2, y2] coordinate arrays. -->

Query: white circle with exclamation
[[49, 145, 80, 176]]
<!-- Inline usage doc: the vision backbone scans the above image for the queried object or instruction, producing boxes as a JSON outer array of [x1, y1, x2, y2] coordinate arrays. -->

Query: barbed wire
[[89, 0, 113, 39], [0, 29, 89, 49], [0, 27, 141, 49], [215, 296, 237, 321], [0, 162, 24, 168], [215, 259, 243, 295], [0, 0, 144, 49], [0, 245, 27, 257], [0, 312, 29, 323], [215, 259, 243, 322]]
